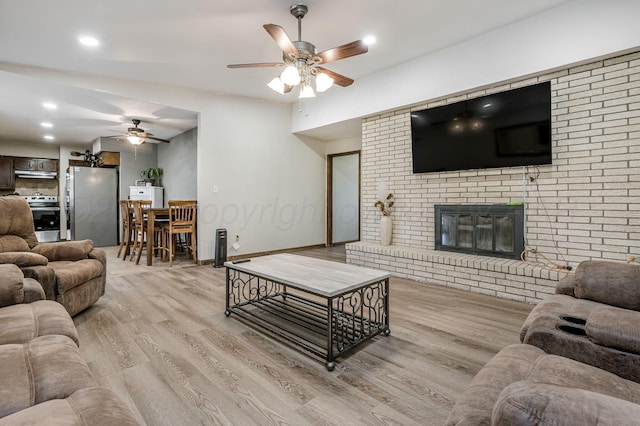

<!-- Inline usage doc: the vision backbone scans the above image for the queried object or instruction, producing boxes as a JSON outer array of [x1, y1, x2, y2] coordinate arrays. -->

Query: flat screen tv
[[411, 81, 552, 173]]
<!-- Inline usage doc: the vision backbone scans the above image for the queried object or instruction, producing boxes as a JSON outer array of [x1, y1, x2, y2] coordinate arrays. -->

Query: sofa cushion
[[0, 196, 39, 249], [586, 305, 640, 354], [0, 251, 48, 267], [0, 264, 24, 307], [32, 240, 94, 262], [0, 235, 29, 253], [0, 335, 96, 418], [0, 387, 140, 425], [50, 259, 104, 293], [574, 260, 640, 310], [444, 344, 640, 425], [0, 300, 79, 346], [492, 382, 640, 426]]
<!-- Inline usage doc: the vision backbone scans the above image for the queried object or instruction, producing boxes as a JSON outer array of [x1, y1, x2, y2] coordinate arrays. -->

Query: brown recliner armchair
[[0, 196, 106, 316]]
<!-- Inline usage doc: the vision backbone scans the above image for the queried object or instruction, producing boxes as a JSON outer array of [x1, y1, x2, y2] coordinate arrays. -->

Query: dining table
[[146, 207, 169, 266]]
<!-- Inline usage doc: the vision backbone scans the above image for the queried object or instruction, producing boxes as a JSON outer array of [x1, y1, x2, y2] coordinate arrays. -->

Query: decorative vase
[[380, 216, 392, 246]]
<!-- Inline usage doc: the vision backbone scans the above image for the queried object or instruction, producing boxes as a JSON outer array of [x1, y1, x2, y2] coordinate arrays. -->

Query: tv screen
[[411, 82, 551, 173]]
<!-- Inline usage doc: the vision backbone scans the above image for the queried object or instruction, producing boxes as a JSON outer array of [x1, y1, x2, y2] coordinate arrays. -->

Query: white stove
[[23, 195, 60, 242]]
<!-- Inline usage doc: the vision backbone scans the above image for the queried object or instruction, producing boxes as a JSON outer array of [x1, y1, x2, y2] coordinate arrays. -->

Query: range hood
[[15, 170, 58, 179]]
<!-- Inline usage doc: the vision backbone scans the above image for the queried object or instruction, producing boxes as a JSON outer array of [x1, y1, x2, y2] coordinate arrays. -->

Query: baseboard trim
[[199, 243, 327, 265]]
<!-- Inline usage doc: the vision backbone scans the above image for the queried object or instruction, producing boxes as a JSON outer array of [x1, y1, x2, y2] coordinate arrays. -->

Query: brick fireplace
[[346, 50, 640, 303]]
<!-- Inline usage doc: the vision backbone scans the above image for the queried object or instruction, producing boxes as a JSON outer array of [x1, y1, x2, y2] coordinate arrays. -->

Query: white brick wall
[[350, 50, 640, 303]]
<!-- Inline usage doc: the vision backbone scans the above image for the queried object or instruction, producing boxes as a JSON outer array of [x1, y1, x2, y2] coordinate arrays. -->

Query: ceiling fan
[[70, 149, 97, 167], [107, 119, 170, 145], [227, 3, 368, 98]]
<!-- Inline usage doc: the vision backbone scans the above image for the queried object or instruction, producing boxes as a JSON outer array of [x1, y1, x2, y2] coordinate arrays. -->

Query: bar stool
[[161, 200, 197, 266]]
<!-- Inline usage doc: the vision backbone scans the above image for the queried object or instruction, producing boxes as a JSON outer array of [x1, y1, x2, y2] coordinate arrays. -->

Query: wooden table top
[[225, 253, 390, 297]]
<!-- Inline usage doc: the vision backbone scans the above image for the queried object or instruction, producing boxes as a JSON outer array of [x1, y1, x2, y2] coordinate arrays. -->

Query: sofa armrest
[[31, 240, 94, 262], [87, 247, 106, 266], [586, 305, 640, 354], [0, 251, 48, 267], [555, 274, 576, 296], [492, 382, 640, 426], [0, 264, 26, 307], [21, 265, 56, 300], [573, 260, 640, 310], [22, 278, 45, 303]]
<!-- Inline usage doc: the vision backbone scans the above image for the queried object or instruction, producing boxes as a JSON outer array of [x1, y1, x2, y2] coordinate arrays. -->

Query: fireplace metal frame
[[434, 204, 524, 259]]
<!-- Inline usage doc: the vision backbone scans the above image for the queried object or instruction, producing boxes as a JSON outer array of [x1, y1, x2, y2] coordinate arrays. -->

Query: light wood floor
[[74, 245, 532, 425]]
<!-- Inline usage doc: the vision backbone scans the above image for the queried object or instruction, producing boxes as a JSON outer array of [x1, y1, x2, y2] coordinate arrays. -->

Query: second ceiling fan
[[227, 3, 368, 98], [106, 119, 170, 145]]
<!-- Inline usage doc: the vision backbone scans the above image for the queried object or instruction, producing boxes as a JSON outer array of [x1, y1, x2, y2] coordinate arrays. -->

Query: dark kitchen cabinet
[[0, 156, 15, 190], [14, 157, 58, 173]]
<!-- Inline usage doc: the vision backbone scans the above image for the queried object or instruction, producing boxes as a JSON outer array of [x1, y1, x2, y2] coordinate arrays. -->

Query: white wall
[[292, 0, 640, 134], [158, 127, 197, 202], [0, 140, 59, 158], [326, 136, 362, 155], [197, 96, 326, 259]]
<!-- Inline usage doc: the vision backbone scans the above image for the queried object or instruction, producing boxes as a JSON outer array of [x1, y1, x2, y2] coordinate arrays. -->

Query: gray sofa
[[0, 263, 140, 425], [446, 260, 640, 425]]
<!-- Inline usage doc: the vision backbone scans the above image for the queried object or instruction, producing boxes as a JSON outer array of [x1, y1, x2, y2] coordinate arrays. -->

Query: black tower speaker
[[214, 228, 227, 268]]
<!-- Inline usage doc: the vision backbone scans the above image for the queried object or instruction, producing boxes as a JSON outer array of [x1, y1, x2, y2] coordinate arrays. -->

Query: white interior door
[[331, 153, 359, 244]]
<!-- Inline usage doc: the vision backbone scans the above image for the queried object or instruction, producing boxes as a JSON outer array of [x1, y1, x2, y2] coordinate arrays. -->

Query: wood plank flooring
[[74, 245, 532, 425]]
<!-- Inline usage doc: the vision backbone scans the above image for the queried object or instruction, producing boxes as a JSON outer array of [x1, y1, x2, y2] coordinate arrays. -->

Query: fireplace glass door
[[435, 205, 524, 259]]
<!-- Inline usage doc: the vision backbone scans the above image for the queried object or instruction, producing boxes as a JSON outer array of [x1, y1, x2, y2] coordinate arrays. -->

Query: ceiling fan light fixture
[[127, 135, 144, 145], [315, 72, 334, 92], [280, 65, 301, 86], [267, 77, 286, 94], [299, 84, 316, 99]]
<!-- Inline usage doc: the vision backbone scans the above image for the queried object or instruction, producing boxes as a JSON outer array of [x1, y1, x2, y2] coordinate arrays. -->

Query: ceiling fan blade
[[263, 24, 298, 56], [227, 62, 285, 69], [145, 136, 171, 143], [316, 40, 368, 64], [315, 67, 354, 87]]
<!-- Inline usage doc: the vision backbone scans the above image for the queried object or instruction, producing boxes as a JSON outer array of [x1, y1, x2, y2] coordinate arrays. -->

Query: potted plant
[[140, 167, 163, 186], [374, 193, 394, 245]]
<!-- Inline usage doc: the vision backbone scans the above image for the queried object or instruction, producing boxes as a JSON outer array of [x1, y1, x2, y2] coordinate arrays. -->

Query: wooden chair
[[117, 200, 135, 260], [161, 200, 197, 266], [129, 200, 157, 265]]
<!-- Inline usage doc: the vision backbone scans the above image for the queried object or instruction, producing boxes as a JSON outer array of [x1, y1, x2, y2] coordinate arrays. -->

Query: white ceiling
[[0, 0, 576, 146]]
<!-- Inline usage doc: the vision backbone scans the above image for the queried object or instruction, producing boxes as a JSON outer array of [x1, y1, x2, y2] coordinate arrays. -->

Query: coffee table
[[224, 253, 390, 370]]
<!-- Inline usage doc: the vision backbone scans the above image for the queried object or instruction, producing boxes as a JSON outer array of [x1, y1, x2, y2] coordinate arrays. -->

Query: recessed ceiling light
[[42, 102, 57, 110], [40, 122, 53, 128], [363, 36, 376, 45], [43, 135, 55, 141], [79, 36, 100, 47]]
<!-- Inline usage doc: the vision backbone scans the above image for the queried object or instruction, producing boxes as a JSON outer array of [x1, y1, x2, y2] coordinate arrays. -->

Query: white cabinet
[[129, 186, 164, 208]]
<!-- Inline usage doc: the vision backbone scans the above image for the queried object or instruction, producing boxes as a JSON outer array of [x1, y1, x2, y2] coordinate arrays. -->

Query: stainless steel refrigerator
[[67, 166, 118, 247]]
